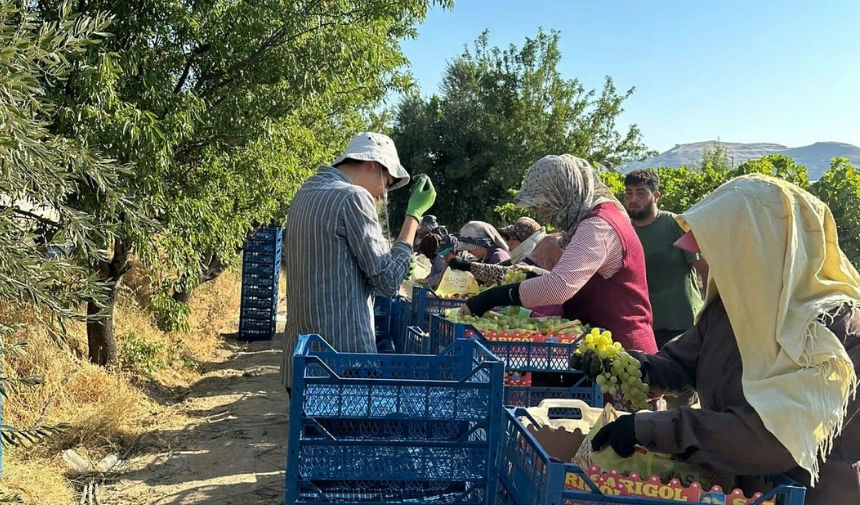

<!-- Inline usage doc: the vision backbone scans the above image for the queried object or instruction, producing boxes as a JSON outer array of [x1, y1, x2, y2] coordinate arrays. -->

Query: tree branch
[[194, 11, 360, 96], [0, 206, 62, 229], [173, 44, 209, 94]]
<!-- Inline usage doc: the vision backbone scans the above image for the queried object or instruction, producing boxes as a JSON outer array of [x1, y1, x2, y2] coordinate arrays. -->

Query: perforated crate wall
[[285, 334, 505, 504]]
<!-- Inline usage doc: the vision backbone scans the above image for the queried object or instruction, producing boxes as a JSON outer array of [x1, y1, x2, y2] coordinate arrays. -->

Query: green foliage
[[1, 424, 69, 449], [810, 157, 860, 266], [390, 28, 654, 229], [39, 0, 453, 276], [0, 1, 136, 318], [119, 332, 167, 377], [119, 332, 197, 376], [21, 0, 453, 359], [149, 292, 192, 333], [731, 154, 810, 190], [610, 143, 813, 218]]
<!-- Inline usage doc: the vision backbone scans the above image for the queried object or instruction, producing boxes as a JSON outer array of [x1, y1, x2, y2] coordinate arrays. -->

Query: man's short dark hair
[[624, 169, 660, 193]]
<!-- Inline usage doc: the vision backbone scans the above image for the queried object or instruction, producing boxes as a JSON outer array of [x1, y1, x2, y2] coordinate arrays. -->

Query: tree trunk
[[171, 290, 191, 304], [170, 252, 228, 303], [86, 238, 130, 367]]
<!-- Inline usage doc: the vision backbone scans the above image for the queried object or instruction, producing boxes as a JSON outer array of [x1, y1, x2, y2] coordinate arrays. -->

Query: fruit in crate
[[504, 371, 532, 386], [443, 309, 585, 341], [502, 269, 527, 285], [436, 293, 469, 300], [574, 328, 650, 409]]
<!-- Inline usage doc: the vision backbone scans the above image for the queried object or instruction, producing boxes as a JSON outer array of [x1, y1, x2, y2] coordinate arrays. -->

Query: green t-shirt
[[633, 211, 703, 331]]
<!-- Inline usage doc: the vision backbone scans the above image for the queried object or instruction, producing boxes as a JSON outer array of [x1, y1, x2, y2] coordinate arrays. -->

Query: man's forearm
[[398, 215, 419, 245]]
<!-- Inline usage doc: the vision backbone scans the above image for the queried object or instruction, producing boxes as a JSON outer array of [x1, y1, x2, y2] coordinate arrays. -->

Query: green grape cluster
[[502, 269, 527, 285], [448, 310, 583, 336], [575, 328, 650, 410]]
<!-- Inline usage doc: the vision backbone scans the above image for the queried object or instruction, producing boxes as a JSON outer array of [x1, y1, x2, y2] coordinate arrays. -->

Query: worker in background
[[623, 169, 708, 409]]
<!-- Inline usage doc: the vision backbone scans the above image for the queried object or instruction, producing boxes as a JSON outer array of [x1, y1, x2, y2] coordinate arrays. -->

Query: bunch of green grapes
[[575, 328, 650, 409], [502, 269, 527, 285]]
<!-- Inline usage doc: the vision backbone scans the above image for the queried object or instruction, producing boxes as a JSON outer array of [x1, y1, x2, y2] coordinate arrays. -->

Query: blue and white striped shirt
[[279, 167, 412, 388]]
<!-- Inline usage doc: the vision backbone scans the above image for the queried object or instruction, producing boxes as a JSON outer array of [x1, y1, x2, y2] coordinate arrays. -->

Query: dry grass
[[0, 259, 243, 504]]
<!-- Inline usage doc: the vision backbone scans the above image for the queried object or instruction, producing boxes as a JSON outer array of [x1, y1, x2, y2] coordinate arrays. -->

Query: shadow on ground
[[106, 332, 290, 505]]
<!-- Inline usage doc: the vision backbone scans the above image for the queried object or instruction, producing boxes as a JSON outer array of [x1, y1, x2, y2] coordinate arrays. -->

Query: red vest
[[562, 203, 658, 354]]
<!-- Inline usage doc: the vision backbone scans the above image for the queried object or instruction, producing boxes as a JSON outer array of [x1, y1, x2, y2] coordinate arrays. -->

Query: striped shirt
[[518, 217, 623, 307], [279, 167, 412, 389]]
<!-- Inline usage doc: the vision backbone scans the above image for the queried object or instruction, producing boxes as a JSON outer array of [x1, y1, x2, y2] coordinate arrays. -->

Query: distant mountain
[[622, 141, 860, 180]]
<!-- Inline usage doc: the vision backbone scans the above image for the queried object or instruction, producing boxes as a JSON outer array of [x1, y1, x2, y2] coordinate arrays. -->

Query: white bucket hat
[[332, 132, 411, 191]]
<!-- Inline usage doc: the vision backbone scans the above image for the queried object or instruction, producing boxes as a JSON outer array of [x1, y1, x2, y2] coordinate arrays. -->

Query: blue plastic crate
[[240, 304, 275, 319], [285, 334, 505, 505], [242, 248, 282, 263], [503, 380, 603, 409], [238, 327, 276, 341], [240, 295, 278, 311], [373, 294, 392, 317], [243, 241, 283, 255], [372, 295, 410, 350], [410, 286, 466, 331], [241, 284, 277, 299], [429, 315, 583, 373], [402, 325, 428, 355], [249, 227, 283, 241], [392, 297, 412, 353], [243, 227, 283, 254], [496, 408, 805, 505], [242, 261, 281, 274], [241, 270, 279, 286]]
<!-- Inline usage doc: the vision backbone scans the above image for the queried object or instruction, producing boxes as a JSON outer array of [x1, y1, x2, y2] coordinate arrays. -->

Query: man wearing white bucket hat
[[280, 132, 436, 395]]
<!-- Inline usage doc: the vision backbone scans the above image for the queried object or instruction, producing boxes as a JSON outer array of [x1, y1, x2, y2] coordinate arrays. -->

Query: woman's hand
[[459, 304, 472, 316], [448, 257, 473, 271], [514, 264, 549, 278]]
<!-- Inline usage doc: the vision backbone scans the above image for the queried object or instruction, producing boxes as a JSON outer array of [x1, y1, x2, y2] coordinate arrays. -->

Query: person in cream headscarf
[[499, 217, 546, 265], [580, 174, 860, 505]]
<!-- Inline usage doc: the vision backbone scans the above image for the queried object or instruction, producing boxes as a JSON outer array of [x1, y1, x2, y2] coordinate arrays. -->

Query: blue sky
[[396, 0, 860, 153]]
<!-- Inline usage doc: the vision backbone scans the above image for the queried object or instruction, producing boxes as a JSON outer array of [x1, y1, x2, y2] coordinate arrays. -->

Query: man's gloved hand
[[590, 413, 639, 458], [405, 174, 436, 220], [406, 254, 417, 279], [447, 256, 473, 271], [569, 350, 611, 380]]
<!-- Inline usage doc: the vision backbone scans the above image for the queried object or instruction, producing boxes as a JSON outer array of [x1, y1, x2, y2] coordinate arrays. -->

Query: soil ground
[[105, 330, 290, 505]]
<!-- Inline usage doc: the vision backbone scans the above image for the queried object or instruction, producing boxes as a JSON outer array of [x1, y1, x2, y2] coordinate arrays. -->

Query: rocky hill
[[623, 141, 860, 180]]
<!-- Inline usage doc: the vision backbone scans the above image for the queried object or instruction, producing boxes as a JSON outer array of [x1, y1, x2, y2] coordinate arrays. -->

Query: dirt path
[[106, 331, 289, 505]]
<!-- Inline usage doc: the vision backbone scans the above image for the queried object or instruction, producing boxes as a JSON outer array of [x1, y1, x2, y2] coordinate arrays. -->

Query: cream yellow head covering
[[677, 174, 859, 485]]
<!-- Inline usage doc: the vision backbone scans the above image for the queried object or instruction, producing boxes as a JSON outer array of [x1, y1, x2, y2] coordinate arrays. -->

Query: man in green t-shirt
[[624, 170, 708, 407]]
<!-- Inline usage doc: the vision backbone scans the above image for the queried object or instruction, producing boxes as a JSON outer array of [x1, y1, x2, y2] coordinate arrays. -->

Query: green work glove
[[406, 254, 417, 280], [405, 174, 436, 221]]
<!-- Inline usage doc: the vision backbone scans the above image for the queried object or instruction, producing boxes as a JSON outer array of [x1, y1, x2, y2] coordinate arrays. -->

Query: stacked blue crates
[[238, 227, 282, 341], [286, 334, 505, 504]]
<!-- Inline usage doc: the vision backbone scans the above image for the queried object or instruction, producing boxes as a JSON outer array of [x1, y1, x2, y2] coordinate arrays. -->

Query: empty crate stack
[[286, 334, 505, 504], [238, 226, 283, 341]]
